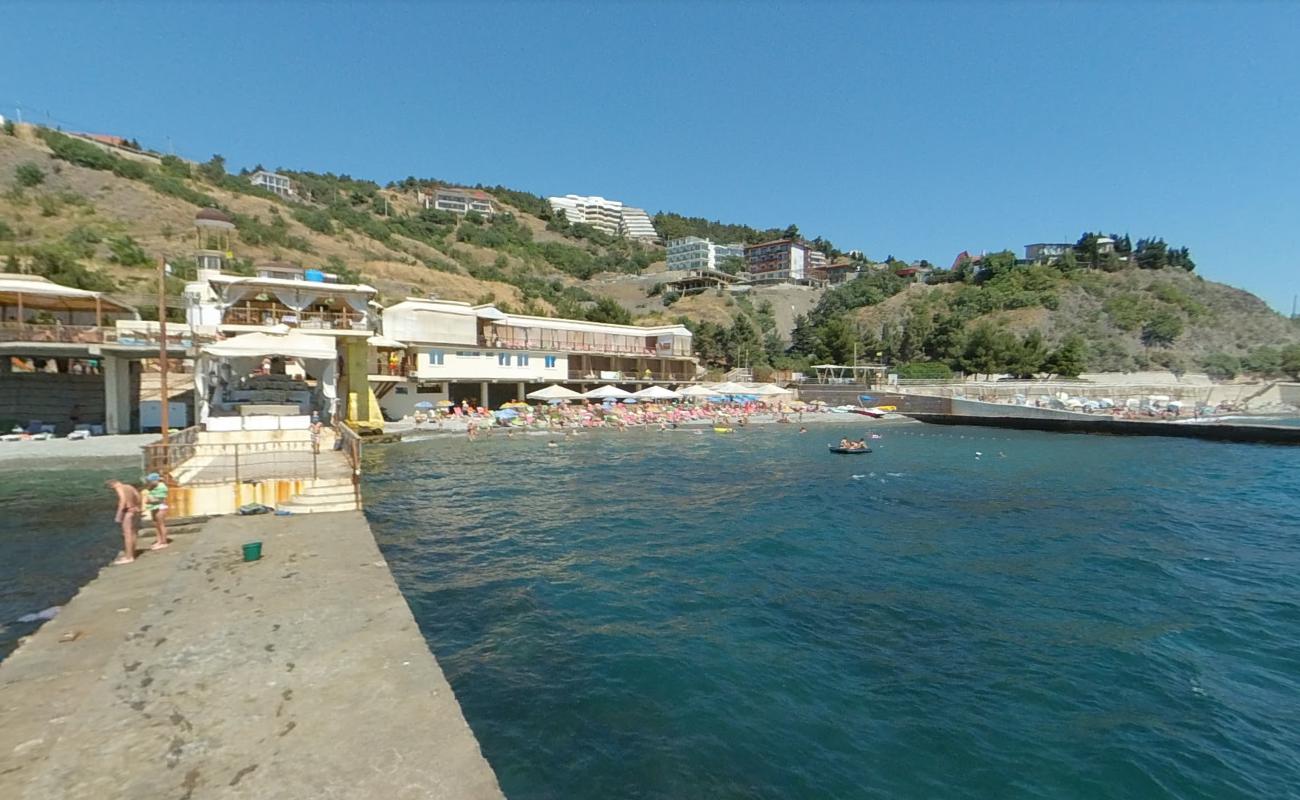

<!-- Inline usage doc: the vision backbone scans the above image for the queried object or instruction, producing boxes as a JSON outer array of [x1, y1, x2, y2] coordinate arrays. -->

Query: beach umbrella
[[679, 385, 722, 398], [632, 385, 682, 401], [413, 401, 435, 410], [583, 384, 632, 400], [526, 385, 583, 401], [710, 381, 750, 395], [435, 399, 454, 407], [751, 384, 791, 397]]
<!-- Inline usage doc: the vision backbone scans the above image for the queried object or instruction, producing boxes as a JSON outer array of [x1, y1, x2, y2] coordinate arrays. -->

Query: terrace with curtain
[[210, 275, 376, 333]]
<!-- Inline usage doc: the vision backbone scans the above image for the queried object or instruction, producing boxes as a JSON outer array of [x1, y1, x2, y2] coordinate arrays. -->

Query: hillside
[[1, 122, 1297, 379]]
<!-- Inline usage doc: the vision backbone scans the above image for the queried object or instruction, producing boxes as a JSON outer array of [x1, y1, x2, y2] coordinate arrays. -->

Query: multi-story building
[[618, 207, 658, 241], [418, 186, 494, 217], [1024, 243, 1073, 262], [377, 298, 698, 417], [807, 249, 828, 274], [547, 195, 658, 240], [744, 239, 812, 284], [666, 237, 747, 272], [248, 170, 293, 198]]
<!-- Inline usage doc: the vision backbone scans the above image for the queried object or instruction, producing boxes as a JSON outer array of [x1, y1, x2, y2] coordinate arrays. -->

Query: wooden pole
[[158, 256, 170, 471], [16, 292, 23, 334]]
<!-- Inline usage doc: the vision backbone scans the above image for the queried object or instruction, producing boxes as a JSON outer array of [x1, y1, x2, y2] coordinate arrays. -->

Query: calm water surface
[[365, 424, 1300, 799]]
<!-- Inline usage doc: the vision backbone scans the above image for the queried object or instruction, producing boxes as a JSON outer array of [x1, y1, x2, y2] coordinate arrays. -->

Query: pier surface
[[0, 512, 503, 800]]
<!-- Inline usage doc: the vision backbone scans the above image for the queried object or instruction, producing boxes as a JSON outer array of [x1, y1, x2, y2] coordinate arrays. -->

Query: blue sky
[[2, 1, 1297, 312]]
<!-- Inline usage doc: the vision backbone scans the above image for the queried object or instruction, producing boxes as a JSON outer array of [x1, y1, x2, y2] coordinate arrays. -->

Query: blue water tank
[[304, 269, 325, 282]]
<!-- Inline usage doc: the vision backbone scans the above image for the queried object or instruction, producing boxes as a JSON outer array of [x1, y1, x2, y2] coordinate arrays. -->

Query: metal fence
[[335, 423, 363, 508], [143, 436, 325, 486]]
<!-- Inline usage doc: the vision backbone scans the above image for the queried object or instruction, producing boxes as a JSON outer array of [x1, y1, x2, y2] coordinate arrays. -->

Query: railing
[[335, 422, 363, 509], [142, 425, 202, 477], [478, 335, 692, 358], [567, 369, 696, 383], [0, 322, 202, 348], [142, 438, 325, 486], [222, 307, 370, 331], [371, 358, 410, 377]]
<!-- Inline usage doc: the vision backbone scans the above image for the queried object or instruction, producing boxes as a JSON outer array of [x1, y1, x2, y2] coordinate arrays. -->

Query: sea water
[[364, 425, 1300, 799]]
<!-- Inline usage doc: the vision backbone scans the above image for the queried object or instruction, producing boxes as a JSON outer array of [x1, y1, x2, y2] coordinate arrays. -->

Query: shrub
[[291, 206, 334, 234], [895, 361, 954, 379], [3, 119, 15, 136], [15, 163, 45, 188], [107, 235, 151, 267], [0, 219, 14, 241], [1198, 352, 1240, 380]]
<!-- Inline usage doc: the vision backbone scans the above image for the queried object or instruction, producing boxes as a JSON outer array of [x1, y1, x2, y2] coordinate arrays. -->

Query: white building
[[248, 170, 293, 198], [547, 194, 658, 240], [666, 237, 747, 272], [376, 298, 698, 418], [1024, 243, 1073, 262], [418, 186, 494, 216]]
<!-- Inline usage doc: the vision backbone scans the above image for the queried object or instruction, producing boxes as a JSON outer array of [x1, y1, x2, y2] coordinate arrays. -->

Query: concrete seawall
[[0, 512, 503, 799], [905, 411, 1300, 445]]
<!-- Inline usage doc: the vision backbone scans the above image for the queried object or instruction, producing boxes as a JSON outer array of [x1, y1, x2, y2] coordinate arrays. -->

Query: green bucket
[[241, 541, 263, 562]]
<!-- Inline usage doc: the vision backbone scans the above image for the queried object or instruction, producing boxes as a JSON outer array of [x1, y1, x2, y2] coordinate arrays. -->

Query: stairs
[[277, 478, 361, 514]]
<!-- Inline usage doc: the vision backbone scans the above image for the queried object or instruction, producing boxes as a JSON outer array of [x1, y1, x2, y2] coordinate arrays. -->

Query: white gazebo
[[196, 331, 340, 425]]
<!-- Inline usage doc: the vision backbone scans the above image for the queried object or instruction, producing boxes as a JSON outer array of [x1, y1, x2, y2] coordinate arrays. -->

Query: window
[[416, 383, 444, 394], [428, 349, 445, 366], [518, 354, 530, 366], [498, 353, 510, 366], [395, 386, 409, 395], [544, 356, 557, 369]]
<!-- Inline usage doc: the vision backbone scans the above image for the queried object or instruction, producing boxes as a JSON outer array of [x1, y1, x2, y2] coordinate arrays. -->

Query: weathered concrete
[[0, 513, 503, 800], [905, 410, 1300, 445]]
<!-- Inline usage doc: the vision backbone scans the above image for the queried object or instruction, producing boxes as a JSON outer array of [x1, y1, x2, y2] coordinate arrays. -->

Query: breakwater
[[0, 511, 503, 800]]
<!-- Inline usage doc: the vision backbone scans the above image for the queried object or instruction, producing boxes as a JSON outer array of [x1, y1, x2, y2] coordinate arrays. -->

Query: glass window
[[428, 349, 445, 366], [498, 353, 510, 366], [518, 354, 529, 366], [544, 356, 557, 368]]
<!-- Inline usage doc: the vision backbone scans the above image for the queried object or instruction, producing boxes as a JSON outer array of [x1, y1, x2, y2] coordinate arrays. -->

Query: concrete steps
[[277, 481, 361, 514]]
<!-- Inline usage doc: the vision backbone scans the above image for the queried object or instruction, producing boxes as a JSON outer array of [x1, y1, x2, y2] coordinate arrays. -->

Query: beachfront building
[[248, 170, 294, 198], [0, 273, 192, 435], [417, 186, 495, 217], [744, 239, 813, 284], [547, 194, 659, 240], [376, 298, 698, 417], [182, 210, 382, 428], [666, 236, 746, 272]]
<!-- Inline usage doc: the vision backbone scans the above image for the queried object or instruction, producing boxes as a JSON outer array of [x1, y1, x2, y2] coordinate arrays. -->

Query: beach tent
[[583, 385, 632, 400], [526, 385, 583, 401], [631, 385, 682, 401], [751, 383, 791, 397], [197, 331, 339, 422]]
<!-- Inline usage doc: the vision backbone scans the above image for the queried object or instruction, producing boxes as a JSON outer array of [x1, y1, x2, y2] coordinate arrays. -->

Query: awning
[[366, 335, 407, 349], [526, 385, 583, 401], [202, 331, 338, 361]]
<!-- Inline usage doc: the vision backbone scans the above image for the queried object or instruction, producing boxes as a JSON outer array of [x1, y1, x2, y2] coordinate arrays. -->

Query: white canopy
[[583, 384, 632, 400], [526, 384, 583, 401], [202, 331, 338, 360], [366, 335, 407, 349], [631, 385, 682, 400], [709, 381, 752, 395], [679, 384, 723, 398], [751, 383, 792, 396]]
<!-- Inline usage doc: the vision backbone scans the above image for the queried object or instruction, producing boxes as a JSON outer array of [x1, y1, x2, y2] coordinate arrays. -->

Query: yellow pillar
[[342, 339, 382, 432]]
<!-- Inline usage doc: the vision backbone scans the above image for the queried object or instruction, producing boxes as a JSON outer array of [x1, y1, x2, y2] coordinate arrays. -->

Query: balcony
[[371, 358, 411, 377], [222, 306, 370, 332], [479, 326, 692, 358], [567, 368, 696, 383]]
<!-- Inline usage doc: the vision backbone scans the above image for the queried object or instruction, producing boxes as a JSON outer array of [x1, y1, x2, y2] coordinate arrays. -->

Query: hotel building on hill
[[375, 298, 698, 417], [666, 237, 746, 272], [547, 195, 659, 241], [744, 238, 813, 284], [417, 186, 495, 217]]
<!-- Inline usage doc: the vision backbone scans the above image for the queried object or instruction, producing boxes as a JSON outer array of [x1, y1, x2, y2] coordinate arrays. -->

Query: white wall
[[383, 306, 478, 345], [414, 348, 568, 382]]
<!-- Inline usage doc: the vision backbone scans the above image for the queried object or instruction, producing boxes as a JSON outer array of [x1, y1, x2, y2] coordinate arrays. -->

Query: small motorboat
[[713, 427, 734, 434], [828, 444, 871, 454]]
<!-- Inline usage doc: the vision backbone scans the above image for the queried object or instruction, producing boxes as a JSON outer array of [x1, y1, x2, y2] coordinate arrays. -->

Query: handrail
[[335, 422, 363, 508]]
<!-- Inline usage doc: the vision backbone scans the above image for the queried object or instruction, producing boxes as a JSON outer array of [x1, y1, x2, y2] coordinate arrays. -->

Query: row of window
[[430, 350, 557, 368]]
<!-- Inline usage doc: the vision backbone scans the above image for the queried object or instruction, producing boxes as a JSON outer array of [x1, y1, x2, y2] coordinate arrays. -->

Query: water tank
[[304, 269, 325, 282]]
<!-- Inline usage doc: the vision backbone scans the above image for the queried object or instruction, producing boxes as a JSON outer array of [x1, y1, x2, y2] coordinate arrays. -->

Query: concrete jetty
[[0, 512, 503, 799]]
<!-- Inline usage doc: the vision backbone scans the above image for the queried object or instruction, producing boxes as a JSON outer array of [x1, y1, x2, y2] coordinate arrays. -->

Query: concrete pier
[[0, 512, 503, 799]]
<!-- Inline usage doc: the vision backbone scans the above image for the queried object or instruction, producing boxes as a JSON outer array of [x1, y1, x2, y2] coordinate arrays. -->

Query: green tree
[[1242, 346, 1282, 376], [1281, 344, 1300, 380], [960, 323, 1016, 378], [1198, 352, 1240, 380], [1043, 335, 1088, 377], [1006, 329, 1049, 378], [718, 255, 745, 276], [585, 296, 631, 325], [1134, 238, 1169, 270], [1141, 311, 1184, 347], [197, 154, 227, 183], [14, 162, 45, 188]]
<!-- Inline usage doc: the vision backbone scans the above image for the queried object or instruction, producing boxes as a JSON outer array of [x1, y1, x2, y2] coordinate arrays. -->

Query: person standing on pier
[[105, 479, 141, 565], [143, 473, 171, 551]]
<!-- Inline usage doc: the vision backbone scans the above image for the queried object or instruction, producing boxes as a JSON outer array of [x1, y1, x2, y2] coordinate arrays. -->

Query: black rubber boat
[[828, 445, 872, 454]]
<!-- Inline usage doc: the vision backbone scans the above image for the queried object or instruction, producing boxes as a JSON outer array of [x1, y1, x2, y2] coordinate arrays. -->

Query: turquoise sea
[[2, 426, 1298, 798], [363, 424, 1300, 799]]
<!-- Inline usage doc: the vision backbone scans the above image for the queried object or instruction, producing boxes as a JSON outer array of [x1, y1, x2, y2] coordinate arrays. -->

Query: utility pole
[[157, 256, 170, 472]]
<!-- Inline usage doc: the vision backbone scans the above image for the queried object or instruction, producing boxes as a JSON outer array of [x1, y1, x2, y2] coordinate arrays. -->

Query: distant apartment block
[[744, 239, 812, 284], [666, 237, 746, 272], [807, 249, 828, 275], [418, 186, 494, 216], [249, 170, 293, 198], [547, 195, 658, 241], [1024, 242, 1072, 262]]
